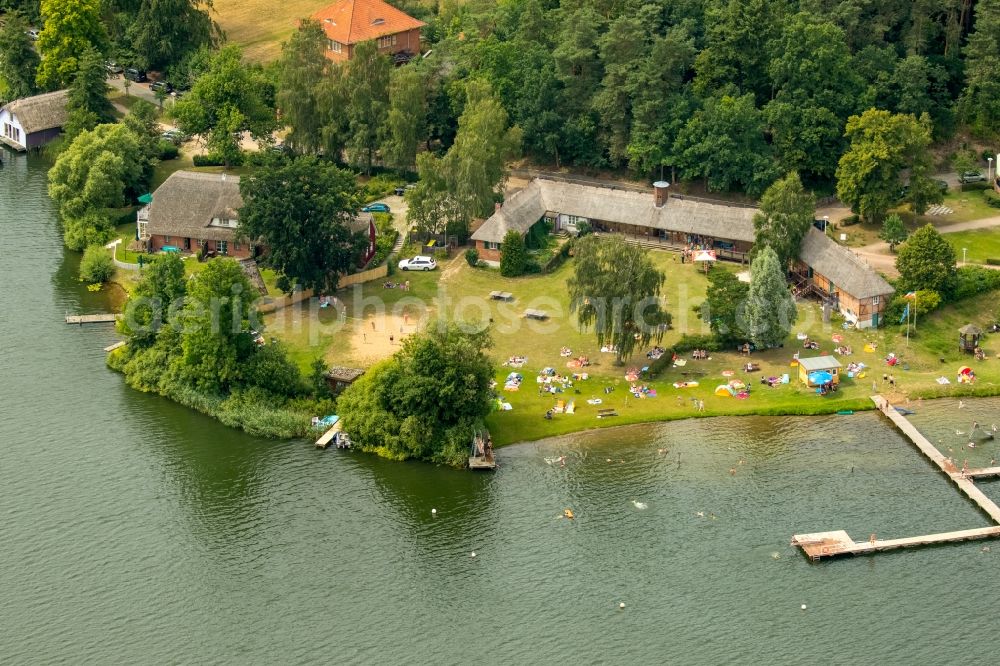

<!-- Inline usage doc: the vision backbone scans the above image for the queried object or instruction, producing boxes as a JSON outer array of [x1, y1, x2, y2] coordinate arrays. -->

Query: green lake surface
[[3, 150, 1000, 663]]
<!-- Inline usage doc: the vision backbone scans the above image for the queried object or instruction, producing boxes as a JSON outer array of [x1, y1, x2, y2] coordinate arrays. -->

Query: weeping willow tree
[[567, 235, 670, 364]]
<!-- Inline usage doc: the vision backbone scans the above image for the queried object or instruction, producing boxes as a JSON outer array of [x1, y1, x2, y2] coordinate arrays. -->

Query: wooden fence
[[255, 264, 389, 314]]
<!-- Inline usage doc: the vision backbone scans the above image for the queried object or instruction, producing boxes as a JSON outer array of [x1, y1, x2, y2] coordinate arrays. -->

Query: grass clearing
[[945, 229, 1000, 265], [260, 242, 1000, 446]]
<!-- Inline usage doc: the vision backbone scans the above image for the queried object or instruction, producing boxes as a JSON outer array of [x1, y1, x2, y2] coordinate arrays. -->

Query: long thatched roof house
[[473, 176, 894, 329], [0, 89, 70, 151]]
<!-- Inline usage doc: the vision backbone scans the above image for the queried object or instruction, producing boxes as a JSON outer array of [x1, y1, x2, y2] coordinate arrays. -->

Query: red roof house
[[311, 0, 425, 63]]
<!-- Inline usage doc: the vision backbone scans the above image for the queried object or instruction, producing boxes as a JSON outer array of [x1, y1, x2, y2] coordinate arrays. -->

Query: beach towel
[[673, 358, 687, 367], [781, 374, 789, 384], [566, 401, 575, 414], [587, 398, 603, 405]]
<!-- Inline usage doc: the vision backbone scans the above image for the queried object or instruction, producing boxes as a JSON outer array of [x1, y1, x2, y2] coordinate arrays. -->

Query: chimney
[[653, 181, 670, 208]]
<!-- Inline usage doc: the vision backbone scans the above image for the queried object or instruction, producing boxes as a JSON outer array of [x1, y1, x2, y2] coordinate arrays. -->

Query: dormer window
[[210, 217, 238, 228], [372, 17, 385, 25]]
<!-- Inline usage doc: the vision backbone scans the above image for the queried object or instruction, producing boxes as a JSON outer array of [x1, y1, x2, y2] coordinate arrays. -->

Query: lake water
[[4, 150, 1000, 664]]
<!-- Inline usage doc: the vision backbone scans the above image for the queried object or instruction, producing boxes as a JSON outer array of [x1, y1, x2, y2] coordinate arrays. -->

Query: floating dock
[[103, 340, 126, 352], [468, 429, 496, 470], [66, 313, 119, 324], [792, 395, 1000, 560]]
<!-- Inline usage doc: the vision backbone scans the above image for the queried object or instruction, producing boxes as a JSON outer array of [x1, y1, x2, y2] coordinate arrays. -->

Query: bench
[[596, 408, 619, 419], [489, 290, 514, 301], [524, 308, 548, 320]]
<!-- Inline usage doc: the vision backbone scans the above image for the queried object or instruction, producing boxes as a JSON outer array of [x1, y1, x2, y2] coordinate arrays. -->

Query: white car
[[398, 255, 437, 271]]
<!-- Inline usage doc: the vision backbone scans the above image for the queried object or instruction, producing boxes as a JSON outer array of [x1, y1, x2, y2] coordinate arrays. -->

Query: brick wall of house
[[475, 240, 501, 263], [147, 234, 252, 259]]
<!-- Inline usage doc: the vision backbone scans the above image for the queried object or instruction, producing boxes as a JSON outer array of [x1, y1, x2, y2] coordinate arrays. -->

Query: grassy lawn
[[945, 229, 1000, 264], [262, 243, 1000, 446], [935, 189, 998, 224]]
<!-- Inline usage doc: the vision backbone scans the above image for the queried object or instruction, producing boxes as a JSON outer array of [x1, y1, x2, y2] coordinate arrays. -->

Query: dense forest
[[3, 0, 999, 200]]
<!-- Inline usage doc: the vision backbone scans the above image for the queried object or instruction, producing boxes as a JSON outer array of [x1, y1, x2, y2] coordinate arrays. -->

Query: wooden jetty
[[315, 420, 343, 449], [66, 313, 119, 324], [103, 340, 126, 352], [791, 395, 1000, 560]]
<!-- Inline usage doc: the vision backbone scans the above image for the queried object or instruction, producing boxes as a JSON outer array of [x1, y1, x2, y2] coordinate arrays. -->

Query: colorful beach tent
[[714, 384, 735, 397]]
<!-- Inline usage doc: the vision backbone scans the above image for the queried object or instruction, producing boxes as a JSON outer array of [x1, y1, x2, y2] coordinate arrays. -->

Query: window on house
[[485, 241, 499, 250], [218, 240, 228, 255], [328, 39, 342, 53], [872, 295, 880, 305], [163, 236, 171, 243], [233, 240, 240, 251], [378, 34, 397, 48]]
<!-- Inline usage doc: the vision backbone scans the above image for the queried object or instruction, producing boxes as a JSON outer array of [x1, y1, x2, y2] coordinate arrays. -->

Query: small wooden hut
[[797, 355, 843, 386], [324, 367, 365, 394], [959, 324, 982, 354]]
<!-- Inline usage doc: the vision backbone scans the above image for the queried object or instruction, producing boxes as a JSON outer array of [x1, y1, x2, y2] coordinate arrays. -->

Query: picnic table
[[524, 308, 548, 320], [596, 408, 619, 418], [489, 290, 514, 301]]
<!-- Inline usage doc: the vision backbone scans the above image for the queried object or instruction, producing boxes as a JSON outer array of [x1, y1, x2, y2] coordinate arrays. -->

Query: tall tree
[[172, 46, 277, 167], [592, 13, 645, 166], [702, 269, 749, 344], [238, 157, 366, 293], [568, 235, 670, 365], [836, 109, 937, 222], [744, 246, 796, 349], [67, 46, 115, 125], [276, 19, 329, 155], [895, 224, 957, 295], [382, 63, 427, 170], [960, 0, 1000, 136], [879, 213, 908, 251], [551, 3, 604, 166], [0, 12, 40, 100], [48, 123, 149, 249], [119, 252, 187, 345], [172, 258, 256, 393], [674, 93, 779, 196], [129, 0, 218, 71], [35, 0, 107, 90], [752, 172, 816, 268], [338, 324, 495, 467], [343, 40, 391, 174]]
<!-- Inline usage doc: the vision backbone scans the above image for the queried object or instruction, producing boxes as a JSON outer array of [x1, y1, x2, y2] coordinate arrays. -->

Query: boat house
[[0, 90, 70, 151], [324, 366, 365, 394], [472, 177, 894, 329]]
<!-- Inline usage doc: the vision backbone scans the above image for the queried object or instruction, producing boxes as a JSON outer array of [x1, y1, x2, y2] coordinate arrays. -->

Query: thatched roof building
[[146, 171, 244, 242], [798, 228, 893, 300], [470, 178, 756, 244], [0, 89, 70, 151]]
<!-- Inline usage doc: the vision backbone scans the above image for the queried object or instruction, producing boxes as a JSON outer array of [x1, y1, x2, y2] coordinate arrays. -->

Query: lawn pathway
[[855, 214, 1000, 275]]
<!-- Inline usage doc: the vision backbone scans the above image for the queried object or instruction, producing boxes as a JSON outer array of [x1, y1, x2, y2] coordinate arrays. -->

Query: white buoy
[[431, 509, 437, 515], [471, 551, 476, 558], [619, 602, 625, 609], [801, 604, 807, 610]]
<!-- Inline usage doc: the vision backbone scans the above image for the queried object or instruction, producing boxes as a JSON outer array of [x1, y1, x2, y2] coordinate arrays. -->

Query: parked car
[[959, 171, 987, 184], [362, 202, 391, 213], [160, 129, 188, 144], [124, 68, 147, 82], [26, 28, 40, 40], [398, 255, 437, 271], [150, 81, 173, 94], [105, 61, 123, 75]]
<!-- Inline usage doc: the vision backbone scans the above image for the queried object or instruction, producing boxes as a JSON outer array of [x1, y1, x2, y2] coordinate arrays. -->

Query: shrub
[[986, 258, 1000, 266], [79, 244, 115, 283], [157, 139, 179, 160], [576, 220, 592, 237], [361, 173, 402, 200], [673, 334, 722, 353], [983, 190, 1000, 208], [955, 265, 1000, 300], [840, 214, 861, 226], [961, 182, 989, 192], [645, 351, 675, 379], [499, 229, 527, 277], [192, 153, 238, 167], [465, 248, 479, 267]]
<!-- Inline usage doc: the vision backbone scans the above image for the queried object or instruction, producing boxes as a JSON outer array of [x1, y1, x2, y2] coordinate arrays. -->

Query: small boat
[[894, 407, 915, 416], [837, 410, 854, 415]]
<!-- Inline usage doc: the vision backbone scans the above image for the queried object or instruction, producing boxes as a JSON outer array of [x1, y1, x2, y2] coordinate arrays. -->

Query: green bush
[[983, 189, 1000, 208], [955, 265, 1000, 299], [961, 182, 989, 192], [465, 248, 479, 267], [500, 229, 527, 277], [361, 174, 402, 200], [673, 333, 722, 353], [192, 153, 238, 167], [79, 244, 115, 283], [645, 350, 675, 379], [986, 258, 1000, 266], [840, 214, 860, 226], [576, 220, 592, 237], [157, 139, 179, 160]]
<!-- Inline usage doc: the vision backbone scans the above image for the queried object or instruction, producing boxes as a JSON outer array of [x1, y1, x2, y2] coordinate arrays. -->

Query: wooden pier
[[315, 421, 342, 449], [103, 340, 126, 352], [66, 313, 119, 324], [791, 395, 1000, 560]]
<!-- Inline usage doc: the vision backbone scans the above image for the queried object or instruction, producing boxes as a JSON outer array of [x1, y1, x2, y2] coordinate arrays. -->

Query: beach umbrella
[[808, 371, 834, 385], [692, 250, 717, 273], [959, 366, 973, 375]]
